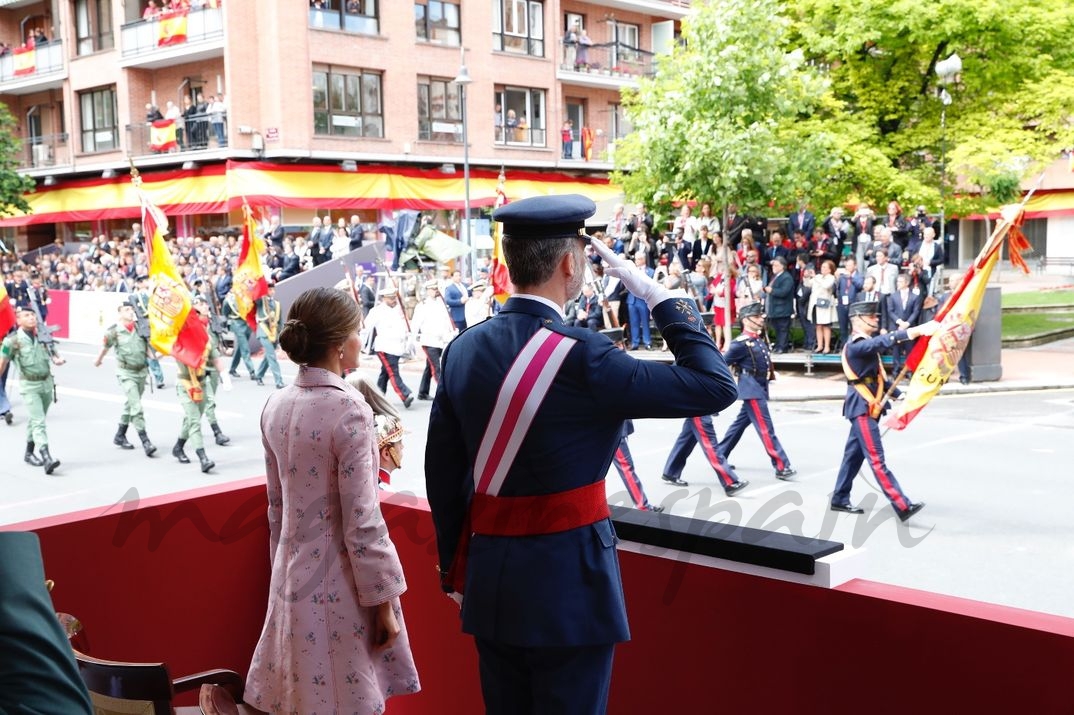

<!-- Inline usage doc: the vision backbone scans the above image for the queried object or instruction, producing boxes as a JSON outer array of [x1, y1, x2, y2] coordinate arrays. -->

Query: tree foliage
[[0, 102, 34, 218], [616, 0, 1074, 218]]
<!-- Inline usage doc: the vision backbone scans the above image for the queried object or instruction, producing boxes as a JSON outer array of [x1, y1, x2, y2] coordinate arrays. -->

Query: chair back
[[73, 649, 175, 715]]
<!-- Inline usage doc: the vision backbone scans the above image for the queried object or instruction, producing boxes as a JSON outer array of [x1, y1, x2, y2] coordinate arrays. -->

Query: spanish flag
[[13, 46, 35, 76], [157, 9, 188, 47], [139, 185, 209, 370], [0, 282, 15, 337], [149, 119, 178, 152], [230, 201, 269, 331], [885, 203, 1029, 431], [490, 169, 513, 303]]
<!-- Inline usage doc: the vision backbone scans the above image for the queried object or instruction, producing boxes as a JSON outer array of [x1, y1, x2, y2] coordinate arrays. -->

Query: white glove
[[913, 320, 941, 339], [447, 591, 463, 609], [590, 237, 670, 311], [220, 371, 233, 391]]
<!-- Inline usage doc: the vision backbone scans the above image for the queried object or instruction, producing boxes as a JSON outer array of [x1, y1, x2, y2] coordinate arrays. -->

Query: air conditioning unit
[[32, 144, 52, 167]]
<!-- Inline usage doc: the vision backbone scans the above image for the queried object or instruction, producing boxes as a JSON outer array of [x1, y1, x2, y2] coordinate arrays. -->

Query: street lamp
[[453, 48, 474, 283], [936, 52, 961, 264]]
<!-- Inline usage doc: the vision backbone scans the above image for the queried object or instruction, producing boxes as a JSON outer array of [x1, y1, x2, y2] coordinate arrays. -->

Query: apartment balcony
[[557, 42, 655, 89], [0, 41, 66, 95], [125, 113, 229, 160], [118, 6, 224, 69], [15, 133, 71, 173], [580, 0, 691, 20]]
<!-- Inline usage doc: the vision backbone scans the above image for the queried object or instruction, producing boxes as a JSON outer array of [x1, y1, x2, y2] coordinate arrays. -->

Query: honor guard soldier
[[223, 292, 257, 380], [254, 283, 285, 389], [0, 308, 65, 473], [93, 301, 157, 457], [831, 300, 938, 520], [425, 194, 738, 715], [130, 277, 166, 388], [173, 296, 232, 472], [202, 303, 232, 446], [661, 412, 750, 496], [717, 302, 797, 479], [410, 280, 456, 400], [364, 286, 415, 408]]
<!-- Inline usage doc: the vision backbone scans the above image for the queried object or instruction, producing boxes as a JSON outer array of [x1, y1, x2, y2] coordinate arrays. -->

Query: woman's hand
[[374, 600, 401, 650]]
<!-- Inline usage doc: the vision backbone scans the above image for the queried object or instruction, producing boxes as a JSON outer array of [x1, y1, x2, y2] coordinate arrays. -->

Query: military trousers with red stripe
[[375, 351, 413, 403], [662, 415, 744, 490], [832, 414, 912, 512], [612, 437, 655, 510], [717, 398, 792, 474]]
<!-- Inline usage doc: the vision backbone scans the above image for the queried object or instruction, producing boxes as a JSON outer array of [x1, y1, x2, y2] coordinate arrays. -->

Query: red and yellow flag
[[490, 169, 513, 303], [0, 282, 15, 337], [13, 46, 35, 76], [149, 119, 178, 152], [139, 187, 209, 370], [885, 204, 1028, 431], [230, 201, 269, 331], [157, 10, 188, 46]]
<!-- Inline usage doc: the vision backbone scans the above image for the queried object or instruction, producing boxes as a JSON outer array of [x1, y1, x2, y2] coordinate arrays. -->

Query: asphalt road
[[2, 342, 1072, 619]]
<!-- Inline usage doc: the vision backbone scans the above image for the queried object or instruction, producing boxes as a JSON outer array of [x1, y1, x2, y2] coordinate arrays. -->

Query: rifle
[[589, 268, 619, 328]]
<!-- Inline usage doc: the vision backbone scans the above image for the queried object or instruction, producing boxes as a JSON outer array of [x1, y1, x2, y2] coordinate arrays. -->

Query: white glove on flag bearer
[[590, 237, 670, 311]]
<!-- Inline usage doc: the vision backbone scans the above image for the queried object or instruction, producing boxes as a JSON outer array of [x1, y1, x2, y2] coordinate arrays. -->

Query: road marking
[[55, 385, 243, 419]]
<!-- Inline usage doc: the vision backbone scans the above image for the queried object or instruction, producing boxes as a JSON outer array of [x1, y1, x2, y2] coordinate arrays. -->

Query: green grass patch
[[1002, 290, 1074, 307], [1001, 311, 1074, 340]]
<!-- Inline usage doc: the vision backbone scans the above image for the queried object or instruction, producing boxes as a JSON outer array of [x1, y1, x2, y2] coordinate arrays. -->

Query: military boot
[[211, 422, 230, 446], [138, 430, 157, 457], [39, 446, 60, 475], [196, 448, 215, 473], [114, 423, 135, 450], [24, 441, 43, 467], [172, 438, 191, 464]]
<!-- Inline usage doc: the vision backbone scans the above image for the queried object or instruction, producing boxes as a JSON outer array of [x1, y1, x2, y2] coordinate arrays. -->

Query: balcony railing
[[16, 133, 71, 170], [125, 113, 228, 158], [560, 41, 656, 78], [0, 41, 65, 85], [494, 125, 547, 148], [120, 7, 224, 58]]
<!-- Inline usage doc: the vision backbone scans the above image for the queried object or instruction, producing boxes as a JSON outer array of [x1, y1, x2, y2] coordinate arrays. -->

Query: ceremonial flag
[[149, 119, 178, 152], [138, 185, 209, 370], [885, 204, 1028, 431], [157, 9, 188, 46], [13, 47, 35, 76], [490, 169, 514, 303], [0, 282, 15, 337], [230, 201, 269, 331]]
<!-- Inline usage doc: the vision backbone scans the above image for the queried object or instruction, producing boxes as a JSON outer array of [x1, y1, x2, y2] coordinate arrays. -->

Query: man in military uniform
[[425, 194, 738, 715], [93, 302, 157, 457], [410, 280, 456, 400], [831, 300, 938, 521], [0, 308, 65, 473], [717, 302, 797, 480], [173, 296, 231, 472], [364, 286, 414, 408], [201, 299, 232, 446], [661, 413, 750, 496], [223, 292, 257, 380], [253, 283, 285, 389], [130, 277, 166, 388]]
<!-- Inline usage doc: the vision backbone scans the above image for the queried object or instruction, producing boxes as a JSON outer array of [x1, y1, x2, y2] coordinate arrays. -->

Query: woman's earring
[[339, 349, 344, 361]]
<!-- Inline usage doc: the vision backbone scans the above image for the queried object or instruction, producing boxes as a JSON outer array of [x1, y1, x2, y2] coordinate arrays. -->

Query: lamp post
[[453, 48, 474, 283], [935, 52, 961, 266]]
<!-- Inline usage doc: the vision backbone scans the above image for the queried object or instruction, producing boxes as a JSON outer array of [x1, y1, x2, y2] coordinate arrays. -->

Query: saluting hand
[[590, 237, 669, 310]]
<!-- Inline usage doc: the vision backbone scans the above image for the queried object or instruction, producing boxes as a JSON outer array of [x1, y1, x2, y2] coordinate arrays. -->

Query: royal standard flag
[[231, 202, 269, 331], [157, 9, 188, 47], [139, 187, 208, 370], [0, 282, 15, 337], [149, 119, 178, 152], [13, 46, 35, 76]]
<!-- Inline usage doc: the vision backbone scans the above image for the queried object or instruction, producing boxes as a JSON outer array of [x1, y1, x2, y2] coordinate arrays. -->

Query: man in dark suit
[[572, 283, 602, 331], [885, 272, 922, 374], [764, 255, 795, 352], [721, 204, 749, 247], [787, 202, 816, 243], [347, 214, 364, 251], [425, 194, 738, 715], [442, 270, 469, 331], [835, 257, 864, 347], [691, 224, 716, 269], [0, 531, 94, 714], [306, 216, 324, 265], [263, 214, 285, 251]]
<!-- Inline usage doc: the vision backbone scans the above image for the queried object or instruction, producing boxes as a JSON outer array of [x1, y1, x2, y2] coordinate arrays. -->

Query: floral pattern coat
[[246, 366, 419, 715]]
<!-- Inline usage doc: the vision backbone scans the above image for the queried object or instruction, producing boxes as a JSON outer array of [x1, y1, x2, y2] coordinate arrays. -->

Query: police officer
[[718, 302, 797, 479], [0, 308, 64, 473], [173, 296, 231, 472], [831, 300, 938, 520], [93, 302, 157, 457], [129, 277, 166, 388], [223, 292, 257, 380], [253, 283, 285, 389]]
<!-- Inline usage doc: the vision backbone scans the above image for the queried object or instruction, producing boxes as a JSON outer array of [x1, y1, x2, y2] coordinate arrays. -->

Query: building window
[[418, 77, 462, 142], [75, 0, 115, 55], [414, 1, 460, 46], [79, 87, 118, 153], [612, 21, 640, 66], [313, 68, 384, 138], [493, 0, 544, 57], [495, 86, 545, 147], [309, 0, 379, 35], [610, 103, 632, 141]]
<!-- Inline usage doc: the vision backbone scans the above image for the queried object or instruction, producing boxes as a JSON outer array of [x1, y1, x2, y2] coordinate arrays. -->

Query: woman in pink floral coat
[[246, 287, 420, 714]]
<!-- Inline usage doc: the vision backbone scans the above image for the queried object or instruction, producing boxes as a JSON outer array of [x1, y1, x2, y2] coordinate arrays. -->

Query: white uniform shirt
[[411, 297, 456, 349], [365, 302, 410, 355]]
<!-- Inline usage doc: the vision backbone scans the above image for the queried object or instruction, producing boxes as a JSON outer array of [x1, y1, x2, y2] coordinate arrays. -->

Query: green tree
[[0, 102, 34, 218]]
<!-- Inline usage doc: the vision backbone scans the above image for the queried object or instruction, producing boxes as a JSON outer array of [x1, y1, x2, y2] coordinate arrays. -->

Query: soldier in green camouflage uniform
[[202, 316, 231, 446], [0, 309, 65, 474], [172, 296, 231, 472], [93, 302, 157, 457]]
